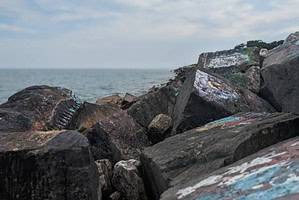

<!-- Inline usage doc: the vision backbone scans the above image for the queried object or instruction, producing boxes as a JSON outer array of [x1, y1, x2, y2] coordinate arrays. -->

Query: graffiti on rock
[[206, 52, 249, 68], [194, 70, 239, 103], [196, 112, 271, 132], [176, 138, 299, 200]]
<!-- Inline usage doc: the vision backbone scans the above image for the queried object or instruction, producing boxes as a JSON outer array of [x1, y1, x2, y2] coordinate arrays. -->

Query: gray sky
[[0, 0, 298, 69]]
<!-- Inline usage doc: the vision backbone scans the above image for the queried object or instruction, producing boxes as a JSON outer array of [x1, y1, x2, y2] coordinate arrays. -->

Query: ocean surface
[[0, 69, 174, 104]]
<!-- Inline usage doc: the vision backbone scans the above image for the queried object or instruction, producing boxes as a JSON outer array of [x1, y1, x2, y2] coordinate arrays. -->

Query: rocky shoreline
[[1, 31, 299, 200]]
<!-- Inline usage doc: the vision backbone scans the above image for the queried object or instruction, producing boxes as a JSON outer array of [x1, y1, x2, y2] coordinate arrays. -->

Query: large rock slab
[[172, 69, 275, 133], [0, 130, 101, 200], [198, 47, 259, 69], [261, 32, 299, 113], [0, 85, 81, 132], [141, 112, 299, 199], [71, 102, 149, 161], [162, 137, 299, 200]]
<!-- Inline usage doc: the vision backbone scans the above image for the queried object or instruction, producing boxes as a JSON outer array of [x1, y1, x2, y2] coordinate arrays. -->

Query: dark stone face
[[0, 85, 81, 132], [0, 130, 100, 200], [260, 33, 299, 114], [171, 69, 275, 134], [70, 102, 149, 162], [141, 112, 299, 199]]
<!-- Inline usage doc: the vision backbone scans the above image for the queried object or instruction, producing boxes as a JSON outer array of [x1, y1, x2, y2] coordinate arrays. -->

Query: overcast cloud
[[0, 0, 298, 68]]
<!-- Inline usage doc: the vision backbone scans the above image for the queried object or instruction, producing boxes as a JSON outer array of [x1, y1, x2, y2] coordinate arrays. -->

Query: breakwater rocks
[[1, 32, 299, 200]]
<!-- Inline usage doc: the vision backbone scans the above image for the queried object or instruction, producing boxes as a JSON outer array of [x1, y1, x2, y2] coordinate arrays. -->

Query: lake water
[[0, 69, 173, 103]]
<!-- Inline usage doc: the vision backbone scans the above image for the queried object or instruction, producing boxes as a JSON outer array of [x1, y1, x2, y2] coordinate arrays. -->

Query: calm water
[[0, 69, 173, 103]]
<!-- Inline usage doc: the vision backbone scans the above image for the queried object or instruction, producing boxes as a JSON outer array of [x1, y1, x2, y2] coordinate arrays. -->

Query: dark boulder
[[127, 85, 177, 128], [260, 32, 299, 113], [71, 102, 149, 161], [95, 159, 113, 198], [161, 136, 299, 200], [0, 85, 81, 132], [112, 159, 147, 200], [121, 93, 137, 109], [172, 69, 275, 134], [147, 114, 172, 144], [0, 130, 101, 200], [141, 112, 299, 199], [127, 65, 193, 128]]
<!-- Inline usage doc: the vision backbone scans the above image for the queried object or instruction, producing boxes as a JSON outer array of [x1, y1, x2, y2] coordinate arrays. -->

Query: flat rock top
[[0, 130, 88, 152], [163, 137, 299, 200]]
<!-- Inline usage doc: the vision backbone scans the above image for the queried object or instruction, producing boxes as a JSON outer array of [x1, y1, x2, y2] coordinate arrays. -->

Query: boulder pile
[[1, 32, 299, 200]]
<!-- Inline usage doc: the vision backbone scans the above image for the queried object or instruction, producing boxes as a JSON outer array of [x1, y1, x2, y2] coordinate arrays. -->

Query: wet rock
[[161, 136, 299, 200], [148, 114, 172, 144], [141, 112, 299, 199], [96, 95, 123, 106], [72, 102, 149, 161], [0, 85, 81, 132], [95, 159, 113, 197], [112, 159, 147, 200], [261, 32, 299, 113], [198, 47, 259, 69], [172, 69, 275, 134], [0, 130, 101, 200], [121, 93, 137, 109]]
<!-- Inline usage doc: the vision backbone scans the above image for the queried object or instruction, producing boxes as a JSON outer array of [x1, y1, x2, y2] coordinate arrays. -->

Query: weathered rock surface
[[172, 69, 275, 134], [112, 159, 147, 200], [127, 85, 177, 128], [0, 85, 81, 132], [162, 137, 299, 200], [95, 159, 113, 197], [148, 114, 172, 144], [72, 102, 149, 161], [127, 65, 193, 128], [96, 95, 123, 106], [261, 32, 299, 113], [121, 93, 137, 109], [141, 112, 299, 199], [0, 130, 101, 200]]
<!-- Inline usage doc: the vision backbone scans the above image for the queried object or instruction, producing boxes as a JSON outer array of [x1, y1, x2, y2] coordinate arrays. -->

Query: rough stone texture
[[96, 95, 123, 106], [0, 85, 81, 132], [162, 137, 299, 200], [109, 191, 123, 200], [284, 31, 299, 43], [127, 85, 177, 128], [72, 102, 149, 161], [0, 130, 101, 200], [121, 93, 137, 109], [95, 159, 113, 197], [172, 69, 275, 134], [261, 32, 299, 113], [244, 65, 261, 93], [141, 112, 299, 199], [112, 159, 147, 200], [148, 114, 172, 144], [198, 47, 259, 69]]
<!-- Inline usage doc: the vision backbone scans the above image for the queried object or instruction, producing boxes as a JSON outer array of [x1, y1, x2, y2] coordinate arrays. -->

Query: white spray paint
[[193, 70, 239, 102]]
